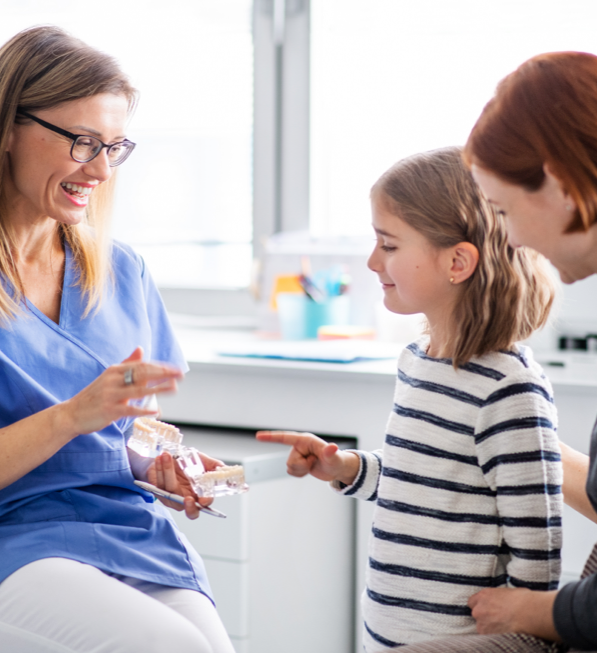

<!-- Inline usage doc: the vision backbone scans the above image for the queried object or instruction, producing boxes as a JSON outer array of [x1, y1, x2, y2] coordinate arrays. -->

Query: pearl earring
[[449, 277, 455, 284]]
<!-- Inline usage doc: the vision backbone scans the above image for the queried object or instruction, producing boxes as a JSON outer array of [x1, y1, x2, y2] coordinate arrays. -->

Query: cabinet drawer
[[171, 493, 249, 561]]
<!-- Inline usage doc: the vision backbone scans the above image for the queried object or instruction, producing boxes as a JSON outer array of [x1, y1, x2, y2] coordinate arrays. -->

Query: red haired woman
[[461, 51, 597, 653], [389, 51, 597, 653]]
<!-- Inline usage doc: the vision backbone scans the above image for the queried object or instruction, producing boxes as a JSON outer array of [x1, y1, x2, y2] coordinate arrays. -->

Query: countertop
[[169, 314, 597, 389]]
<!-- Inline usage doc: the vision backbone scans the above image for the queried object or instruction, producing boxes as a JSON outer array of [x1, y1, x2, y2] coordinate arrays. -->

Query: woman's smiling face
[[4, 93, 129, 226]]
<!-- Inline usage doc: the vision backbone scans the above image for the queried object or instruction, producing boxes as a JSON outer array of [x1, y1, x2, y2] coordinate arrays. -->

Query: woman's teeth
[[61, 182, 93, 197]]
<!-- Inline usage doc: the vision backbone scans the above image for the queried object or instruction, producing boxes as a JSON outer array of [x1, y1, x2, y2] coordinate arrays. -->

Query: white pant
[[0, 558, 236, 653]]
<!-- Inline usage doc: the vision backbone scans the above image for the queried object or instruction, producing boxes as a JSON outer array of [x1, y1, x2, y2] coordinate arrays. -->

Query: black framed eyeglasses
[[17, 110, 136, 167]]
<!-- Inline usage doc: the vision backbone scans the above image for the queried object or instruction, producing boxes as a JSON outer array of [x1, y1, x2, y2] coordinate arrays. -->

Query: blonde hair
[[0, 26, 137, 321], [372, 147, 555, 367]]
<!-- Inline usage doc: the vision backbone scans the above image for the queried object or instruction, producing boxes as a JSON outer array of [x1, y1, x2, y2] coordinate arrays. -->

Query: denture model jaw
[[176, 447, 249, 498], [128, 417, 183, 457], [129, 417, 249, 498]]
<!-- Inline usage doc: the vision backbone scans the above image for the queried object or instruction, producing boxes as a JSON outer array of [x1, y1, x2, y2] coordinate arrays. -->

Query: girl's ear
[[448, 242, 479, 284]]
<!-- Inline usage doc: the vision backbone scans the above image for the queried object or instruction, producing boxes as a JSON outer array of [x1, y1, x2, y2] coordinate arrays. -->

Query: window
[[310, 0, 597, 236], [0, 0, 254, 289], [6, 1, 596, 303]]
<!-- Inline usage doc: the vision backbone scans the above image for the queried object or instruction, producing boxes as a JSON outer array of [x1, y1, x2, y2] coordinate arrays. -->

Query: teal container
[[277, 293, 350, 340]]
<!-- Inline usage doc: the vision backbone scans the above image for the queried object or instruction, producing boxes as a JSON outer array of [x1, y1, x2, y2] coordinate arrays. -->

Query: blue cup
[[277, 293, 350, 340]]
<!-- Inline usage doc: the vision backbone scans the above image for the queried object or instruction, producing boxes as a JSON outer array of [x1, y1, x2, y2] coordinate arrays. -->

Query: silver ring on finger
[[123, 368, 134, 386]]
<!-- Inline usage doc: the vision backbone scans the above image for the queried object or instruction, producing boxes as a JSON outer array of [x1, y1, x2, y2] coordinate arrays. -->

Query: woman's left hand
[[468, 587, 561, 641], [146, 451, 224, 520]]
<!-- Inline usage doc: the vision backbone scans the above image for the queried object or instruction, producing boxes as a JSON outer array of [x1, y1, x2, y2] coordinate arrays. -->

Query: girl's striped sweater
[[333, 340, 562, 651]]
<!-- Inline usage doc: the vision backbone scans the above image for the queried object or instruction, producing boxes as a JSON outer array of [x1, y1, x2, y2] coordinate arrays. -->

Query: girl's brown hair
[[0, 25, 137, 321], [463, 51, 597, 233], [373, 147, 555, 367]]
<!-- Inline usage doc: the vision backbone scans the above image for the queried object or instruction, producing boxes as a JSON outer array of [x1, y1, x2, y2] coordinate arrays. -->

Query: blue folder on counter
[[216, 339, 400, 364]]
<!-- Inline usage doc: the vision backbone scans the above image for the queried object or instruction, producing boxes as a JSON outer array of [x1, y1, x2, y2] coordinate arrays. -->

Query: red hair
[[463, 51, 597, 232]]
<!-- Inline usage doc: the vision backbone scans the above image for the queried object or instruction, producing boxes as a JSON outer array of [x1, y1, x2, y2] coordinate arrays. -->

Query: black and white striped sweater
[[334, 340, 562, 651]]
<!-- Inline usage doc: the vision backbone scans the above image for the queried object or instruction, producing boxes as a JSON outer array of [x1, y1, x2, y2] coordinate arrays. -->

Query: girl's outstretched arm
[[256, 431, 360, 484]]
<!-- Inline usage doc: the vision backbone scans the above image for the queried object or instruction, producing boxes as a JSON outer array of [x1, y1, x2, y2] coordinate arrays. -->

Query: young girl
[[257, 147, 563, 652]]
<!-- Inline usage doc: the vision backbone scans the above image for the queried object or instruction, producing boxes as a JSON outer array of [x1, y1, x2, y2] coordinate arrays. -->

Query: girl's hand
[[256, 430, 360, 485], [146, 451, 222, 520], [62, 347, 183, 437]]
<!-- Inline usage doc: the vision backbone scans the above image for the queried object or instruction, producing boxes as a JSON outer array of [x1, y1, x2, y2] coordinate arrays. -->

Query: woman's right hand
[[62, 347, 184, 437], [145, 451, 221, 520], [256, 430, 360, 485]]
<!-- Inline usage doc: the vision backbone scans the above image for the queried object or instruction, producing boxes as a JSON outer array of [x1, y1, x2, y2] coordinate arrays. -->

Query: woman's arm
[[0, 347, 182, 491], [560, 440, 597, 522], [0, 401, 84, 490]]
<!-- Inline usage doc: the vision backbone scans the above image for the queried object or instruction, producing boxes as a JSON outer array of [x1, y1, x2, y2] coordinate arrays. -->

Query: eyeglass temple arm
[[16, 109, 77, 140]]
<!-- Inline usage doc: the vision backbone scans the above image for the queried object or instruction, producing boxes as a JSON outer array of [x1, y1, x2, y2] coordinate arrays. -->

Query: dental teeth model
[[176, 447, 248, 498], [128, 414, 249, 498], [129, 417, 183, 457]]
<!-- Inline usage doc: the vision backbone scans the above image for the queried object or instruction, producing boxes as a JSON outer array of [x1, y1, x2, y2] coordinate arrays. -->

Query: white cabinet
[[169, 427, 356, 653]]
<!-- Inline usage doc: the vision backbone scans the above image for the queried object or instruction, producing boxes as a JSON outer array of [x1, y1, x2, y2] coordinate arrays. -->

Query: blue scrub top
[[0, 241, 212, 601]]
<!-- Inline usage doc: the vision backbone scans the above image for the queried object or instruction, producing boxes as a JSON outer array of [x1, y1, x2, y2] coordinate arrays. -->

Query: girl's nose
[[367, 247, 381, 273]]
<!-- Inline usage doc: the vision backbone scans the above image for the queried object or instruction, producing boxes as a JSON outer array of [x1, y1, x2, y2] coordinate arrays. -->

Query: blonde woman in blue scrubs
[[0, 26, 234, 653]]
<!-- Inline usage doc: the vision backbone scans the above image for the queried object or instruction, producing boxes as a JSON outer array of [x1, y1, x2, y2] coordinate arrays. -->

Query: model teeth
[[61, 183, 93, 196]]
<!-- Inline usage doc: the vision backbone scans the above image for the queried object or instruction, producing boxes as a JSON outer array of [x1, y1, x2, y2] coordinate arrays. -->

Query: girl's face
[[471, 164, 596, 283], [368, 197, 454, 319], [4, 93, 129, 227]]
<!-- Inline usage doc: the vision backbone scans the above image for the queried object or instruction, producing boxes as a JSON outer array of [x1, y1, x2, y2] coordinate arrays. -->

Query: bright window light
[[310, 0, 597, 236], [0, 0, 254, 288]]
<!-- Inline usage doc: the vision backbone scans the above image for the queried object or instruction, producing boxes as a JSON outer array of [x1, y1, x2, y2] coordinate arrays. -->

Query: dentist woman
[[0, 25, 234, 653]]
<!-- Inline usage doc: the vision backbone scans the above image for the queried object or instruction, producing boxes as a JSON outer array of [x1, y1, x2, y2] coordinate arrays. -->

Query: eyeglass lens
[[72, 136, 134, 166]]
